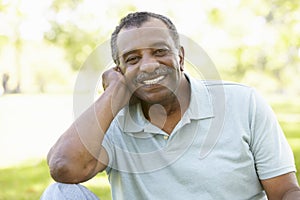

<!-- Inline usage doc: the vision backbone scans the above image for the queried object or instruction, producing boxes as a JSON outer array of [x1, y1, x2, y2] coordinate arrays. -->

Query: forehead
[[117, 19, 175, 56]]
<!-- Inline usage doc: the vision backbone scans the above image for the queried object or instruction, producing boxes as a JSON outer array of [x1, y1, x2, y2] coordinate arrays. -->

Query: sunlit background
[[0, 0, 299, 199]]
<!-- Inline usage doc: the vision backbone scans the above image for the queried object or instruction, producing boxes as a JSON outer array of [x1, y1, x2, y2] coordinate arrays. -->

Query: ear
[[178, 46, 185, 71], [117, 60, 126, 74], [115, 66, 125, 75]]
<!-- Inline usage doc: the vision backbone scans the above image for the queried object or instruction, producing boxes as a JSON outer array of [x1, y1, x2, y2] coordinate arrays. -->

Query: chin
[[141, 92, 175, 105], [133, 83, 177, 103]]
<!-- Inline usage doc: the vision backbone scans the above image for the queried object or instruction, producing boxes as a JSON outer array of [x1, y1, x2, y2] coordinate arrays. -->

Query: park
[[0, 0, 299, 199]]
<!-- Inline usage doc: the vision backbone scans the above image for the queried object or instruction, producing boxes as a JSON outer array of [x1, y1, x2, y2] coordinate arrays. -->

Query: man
[[41, 12, 300, 199]]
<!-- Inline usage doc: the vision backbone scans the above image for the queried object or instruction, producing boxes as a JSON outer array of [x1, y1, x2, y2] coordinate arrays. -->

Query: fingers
[[102, 66, 124, 91]]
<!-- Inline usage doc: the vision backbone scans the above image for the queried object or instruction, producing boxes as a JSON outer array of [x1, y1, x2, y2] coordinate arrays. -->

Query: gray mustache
[[135, 67, 173, 83]]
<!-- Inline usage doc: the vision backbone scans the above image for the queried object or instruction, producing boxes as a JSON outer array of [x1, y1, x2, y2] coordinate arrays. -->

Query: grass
[[0, 94, 299, 199], [0, 160, 51, 200], [0, 160, 112, 200]]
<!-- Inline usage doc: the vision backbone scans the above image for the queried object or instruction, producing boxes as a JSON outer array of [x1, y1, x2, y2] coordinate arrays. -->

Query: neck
[[141, 75, 191, 133]]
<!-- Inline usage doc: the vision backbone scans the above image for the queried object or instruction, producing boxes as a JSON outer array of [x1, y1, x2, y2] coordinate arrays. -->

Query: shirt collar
[[116, 74, 214, 133], [185, 74, 214, 120]]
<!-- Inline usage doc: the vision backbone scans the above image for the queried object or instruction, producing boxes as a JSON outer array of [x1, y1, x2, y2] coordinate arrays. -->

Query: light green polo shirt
[[102, 75, 296, 200]]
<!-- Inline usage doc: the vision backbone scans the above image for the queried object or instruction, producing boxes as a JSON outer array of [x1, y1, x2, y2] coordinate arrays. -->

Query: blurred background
[[0, 0, 299, 199]]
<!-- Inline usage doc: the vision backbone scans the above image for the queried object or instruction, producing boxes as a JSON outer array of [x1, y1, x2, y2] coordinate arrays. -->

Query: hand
[[102, 66, 124, 91], [101, 66, 133, 114]]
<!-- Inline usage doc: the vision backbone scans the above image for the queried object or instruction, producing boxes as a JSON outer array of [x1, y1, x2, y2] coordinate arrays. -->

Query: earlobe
[[117, 65, 125, 75], [180, 65, 184, 72]]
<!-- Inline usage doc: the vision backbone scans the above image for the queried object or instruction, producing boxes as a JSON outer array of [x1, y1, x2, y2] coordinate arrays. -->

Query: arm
[[47, 67, 131, 183], [261, 172, 300, 200], [248, 90, 300, 199]]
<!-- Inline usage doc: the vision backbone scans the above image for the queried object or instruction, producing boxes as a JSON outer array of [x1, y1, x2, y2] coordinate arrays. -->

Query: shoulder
[[187, 74, 252, 91], [191, 78, 255, 99], [203, 80, 252, 91]]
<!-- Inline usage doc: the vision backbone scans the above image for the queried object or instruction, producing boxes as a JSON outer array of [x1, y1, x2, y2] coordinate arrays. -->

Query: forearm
[[73, 91, 116, 159], [48, 90, 120, 183]]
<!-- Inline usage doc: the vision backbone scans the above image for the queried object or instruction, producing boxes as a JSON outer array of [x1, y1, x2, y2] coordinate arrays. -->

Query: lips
[[142, 75, 165, 85], [134, 66, 173, 86]]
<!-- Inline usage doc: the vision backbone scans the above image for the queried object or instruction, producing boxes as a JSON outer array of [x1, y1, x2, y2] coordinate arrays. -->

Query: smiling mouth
[[142, 75, 165, 85]]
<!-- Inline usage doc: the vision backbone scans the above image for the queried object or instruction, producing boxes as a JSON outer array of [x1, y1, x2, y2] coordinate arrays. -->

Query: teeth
[[143, 76, 164, 85]]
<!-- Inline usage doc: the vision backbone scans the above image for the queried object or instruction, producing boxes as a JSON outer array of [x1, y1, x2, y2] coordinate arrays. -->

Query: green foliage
[[44, 0, 101, 71], [51, 0, 84, 12], [199, 0, 300, 89], [2, 0, 299, 93], [0, 0, 8, 12], [208, 8, 224, 24], [44, 19, 99, 71], [46, 33, 94, 70], [43, 1, 138, 71], [271, 99, 300, 115], [0, 35, 9, 48]]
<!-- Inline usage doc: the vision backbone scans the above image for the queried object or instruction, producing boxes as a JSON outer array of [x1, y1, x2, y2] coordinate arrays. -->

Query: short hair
[[110, 11, 180, 65]]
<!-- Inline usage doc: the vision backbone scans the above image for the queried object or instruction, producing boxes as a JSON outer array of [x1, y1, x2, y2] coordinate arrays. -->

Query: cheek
[[123, 66, 139, 87], [121, 63, 139, 74]]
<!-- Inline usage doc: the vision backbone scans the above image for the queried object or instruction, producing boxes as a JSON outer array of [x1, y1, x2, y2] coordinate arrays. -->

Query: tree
[[44, 0, 99, 71]]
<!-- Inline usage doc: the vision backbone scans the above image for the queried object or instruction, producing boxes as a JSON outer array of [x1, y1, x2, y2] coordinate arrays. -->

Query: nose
[[139, 54, 160, 73]]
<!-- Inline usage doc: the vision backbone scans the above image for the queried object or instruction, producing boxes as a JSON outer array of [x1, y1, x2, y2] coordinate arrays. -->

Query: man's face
[[117, 18, 184, 104]]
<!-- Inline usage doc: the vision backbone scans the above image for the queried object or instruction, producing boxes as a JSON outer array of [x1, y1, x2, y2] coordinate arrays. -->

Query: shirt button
[[163, 135, 169, 140]]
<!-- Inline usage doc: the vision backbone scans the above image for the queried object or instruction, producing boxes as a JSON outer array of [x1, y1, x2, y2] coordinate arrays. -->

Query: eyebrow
[[121, 42, 171, 58], [121, 50, 140, 60]]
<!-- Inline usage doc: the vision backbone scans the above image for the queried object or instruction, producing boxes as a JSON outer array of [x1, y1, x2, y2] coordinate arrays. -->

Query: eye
[[154, 48, 169, 57], [125, 56, 140, 65]]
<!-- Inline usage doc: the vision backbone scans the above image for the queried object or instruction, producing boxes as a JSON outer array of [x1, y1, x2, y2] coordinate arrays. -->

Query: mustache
[[134, 66, 173, 83]]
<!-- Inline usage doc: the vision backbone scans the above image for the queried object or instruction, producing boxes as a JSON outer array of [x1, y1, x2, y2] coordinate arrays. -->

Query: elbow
[[48, 158, 81, 184]]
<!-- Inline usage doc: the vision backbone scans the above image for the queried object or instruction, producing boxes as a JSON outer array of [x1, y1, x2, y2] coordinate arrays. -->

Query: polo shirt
[[102, 75, 296, 200]]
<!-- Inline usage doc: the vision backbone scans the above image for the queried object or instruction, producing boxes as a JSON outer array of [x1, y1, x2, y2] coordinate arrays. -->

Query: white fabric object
[[40, 183, 100, 200]]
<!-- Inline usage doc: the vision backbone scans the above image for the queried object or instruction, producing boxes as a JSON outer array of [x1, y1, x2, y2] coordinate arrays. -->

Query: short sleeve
[[249, 89, 296, 180]]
